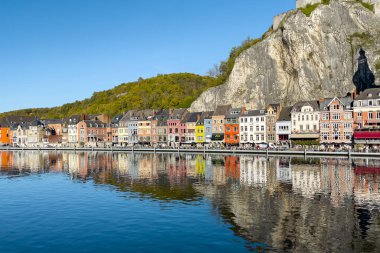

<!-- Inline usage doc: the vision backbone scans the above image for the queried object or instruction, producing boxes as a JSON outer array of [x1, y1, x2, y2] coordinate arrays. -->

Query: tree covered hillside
[[0, 73, 217, 119]]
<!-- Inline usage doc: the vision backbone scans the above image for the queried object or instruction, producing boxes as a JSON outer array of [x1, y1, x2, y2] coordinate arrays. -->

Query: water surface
[[0, 151, 380, 252]]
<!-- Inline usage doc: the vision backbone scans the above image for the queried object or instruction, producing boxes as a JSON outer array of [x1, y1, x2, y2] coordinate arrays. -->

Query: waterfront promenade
[[1, 146, 379, 158]]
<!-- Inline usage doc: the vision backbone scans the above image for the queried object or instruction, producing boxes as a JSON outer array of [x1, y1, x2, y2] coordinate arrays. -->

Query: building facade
[[291, 101, 320, 143], [353, 88, 380, 146], [319, 96, 354, 146]]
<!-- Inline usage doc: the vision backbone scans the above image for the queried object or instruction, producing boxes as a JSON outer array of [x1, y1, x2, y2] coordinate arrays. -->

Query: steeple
[[353, 48, 375, 94]]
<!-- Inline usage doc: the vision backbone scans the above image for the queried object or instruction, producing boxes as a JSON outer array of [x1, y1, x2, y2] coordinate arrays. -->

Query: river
[[0, 151, 379, 252]]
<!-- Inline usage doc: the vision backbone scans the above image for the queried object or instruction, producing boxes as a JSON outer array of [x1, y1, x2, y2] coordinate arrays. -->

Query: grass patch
[[299, 0, 330, 17], [355, 0, 375, 12], [375, 59, 380, 72], [300, 3, 320, 17]]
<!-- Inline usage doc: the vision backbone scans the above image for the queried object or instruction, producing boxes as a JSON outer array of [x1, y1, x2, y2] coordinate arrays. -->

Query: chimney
[[197, 113, 201, 122], [241, 106, 247, 114]]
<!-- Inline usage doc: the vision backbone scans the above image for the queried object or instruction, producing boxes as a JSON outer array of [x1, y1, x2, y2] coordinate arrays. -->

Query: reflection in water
[[1, 151, 380, 252]]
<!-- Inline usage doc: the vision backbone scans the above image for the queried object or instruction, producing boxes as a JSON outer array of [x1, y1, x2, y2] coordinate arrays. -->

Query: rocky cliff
[[190, 0, 380, 112]]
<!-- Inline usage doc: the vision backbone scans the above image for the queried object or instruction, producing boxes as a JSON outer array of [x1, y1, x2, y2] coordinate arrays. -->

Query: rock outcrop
[[190, 0, 380, 112]]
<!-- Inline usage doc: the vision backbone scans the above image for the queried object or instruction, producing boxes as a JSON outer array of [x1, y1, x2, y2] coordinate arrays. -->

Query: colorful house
[[77, 120, 107, 145], [353, 88, 380, 146], [266, 104, 281, 144], [319, 96, 354, 146], [224, 108, 242, 146], [276, 106, 292, 143], [167, 108, 188, 145], [0, 120, 11, 145], [195, 111, 213, 144], [211, 105, 231, 143], [290, 100, 320, 143], [239, 109, 266, 145], [182, 112, 201, 144]]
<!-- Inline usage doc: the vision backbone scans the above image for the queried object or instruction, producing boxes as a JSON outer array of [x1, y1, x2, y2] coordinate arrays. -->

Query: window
[[245, 126, 248, 131], [261, 126, 264, 131], [344, 132, 352, 140], [345, 113, 352, 120], [322, 113, 329, 120], [256, 126, 259, 131], [250, 126, 253, 132], [241, 126, 244, 131], [358, 112, 362, 119], [300, 125, 303, 131], [377, 111, 380, 119], [369, 100, 373, 106], [332, 123, 340, 130], [369, 112, 374, 119], [332, 113, 340, 120], [322, 132, 329, 141], [344, 123, 352, 129]]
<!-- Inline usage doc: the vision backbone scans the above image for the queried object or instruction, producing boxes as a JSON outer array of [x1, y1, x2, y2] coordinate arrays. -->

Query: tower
[[353, 49, 375, 94]]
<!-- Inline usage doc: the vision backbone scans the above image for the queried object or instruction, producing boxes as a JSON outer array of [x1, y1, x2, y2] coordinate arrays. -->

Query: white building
[[290, 101, 320, 142], [26, 120, 45, 146], [276, 106, 292, 143], [67, 115, 81, 145], [239, 109, 266, 144]]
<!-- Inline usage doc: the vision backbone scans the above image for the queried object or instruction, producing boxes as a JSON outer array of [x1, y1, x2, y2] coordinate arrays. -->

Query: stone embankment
[[1, 146, 379, 158]]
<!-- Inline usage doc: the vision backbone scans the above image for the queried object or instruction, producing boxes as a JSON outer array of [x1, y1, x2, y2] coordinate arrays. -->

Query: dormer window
[[368, 93, 372, 98], [369, 100, 373, 106]]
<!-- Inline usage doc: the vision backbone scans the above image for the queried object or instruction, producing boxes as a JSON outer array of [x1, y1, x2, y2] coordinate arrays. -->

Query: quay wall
[[0, 147, 379, 158]]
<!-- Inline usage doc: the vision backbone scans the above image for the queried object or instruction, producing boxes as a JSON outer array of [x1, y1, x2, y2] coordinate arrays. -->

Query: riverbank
[[1, 146, 379, 158]]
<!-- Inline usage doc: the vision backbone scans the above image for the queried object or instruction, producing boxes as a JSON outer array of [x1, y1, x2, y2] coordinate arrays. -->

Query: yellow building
[[195, 123, 205, 143]]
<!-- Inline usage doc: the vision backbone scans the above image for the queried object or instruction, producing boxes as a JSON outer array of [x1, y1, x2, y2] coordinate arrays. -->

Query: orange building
[[224, 108, 242, 145], [0, 127, 11, 145]]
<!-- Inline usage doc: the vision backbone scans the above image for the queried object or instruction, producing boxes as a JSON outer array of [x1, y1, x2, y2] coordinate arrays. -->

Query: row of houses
[[0, 87, 379, 148]]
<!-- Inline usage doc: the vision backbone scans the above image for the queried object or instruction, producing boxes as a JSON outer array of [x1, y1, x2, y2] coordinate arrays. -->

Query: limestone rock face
[[190, 0, 380, 112]]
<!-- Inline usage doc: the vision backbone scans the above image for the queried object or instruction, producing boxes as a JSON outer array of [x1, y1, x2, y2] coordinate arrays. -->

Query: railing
[[1, 146, 379, 158]]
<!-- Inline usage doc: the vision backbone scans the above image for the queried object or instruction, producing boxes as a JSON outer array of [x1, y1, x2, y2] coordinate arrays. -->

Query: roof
[[181, 112, 202, 124], [169, 108, 188, 120], [292, 100, 320, 112], [355, 88, 380, 100], [319, 96, 353, 111], [153, 109, 170, 126], [111, 114, 123, 124], [240, 109, 266, 117], [29, 120, 44, 127], [277, 106, 293, 121], [213, 105, 231, 116], [44, 119, 64, 125], [120, 110, 140, 122], [81, 120, 107, 128], [67, 115, 82, 124], [0, 115, 37, 127], [266, 103, 281, 112], [225, 108, 242, 119]]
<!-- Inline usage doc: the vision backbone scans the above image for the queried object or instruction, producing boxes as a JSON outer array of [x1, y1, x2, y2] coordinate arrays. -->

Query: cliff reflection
[[1, 151, 380, 252]]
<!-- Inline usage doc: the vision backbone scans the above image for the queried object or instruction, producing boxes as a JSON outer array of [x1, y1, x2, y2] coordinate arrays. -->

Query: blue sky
[[0, 0, 294, 113]]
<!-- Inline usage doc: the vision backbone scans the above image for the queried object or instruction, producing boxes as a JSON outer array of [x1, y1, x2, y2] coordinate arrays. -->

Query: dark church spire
[[353, 48, 375, 94]]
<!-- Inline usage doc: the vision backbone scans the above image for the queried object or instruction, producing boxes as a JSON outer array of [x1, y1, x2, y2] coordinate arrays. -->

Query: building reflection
[[1, 151, 380, 252]]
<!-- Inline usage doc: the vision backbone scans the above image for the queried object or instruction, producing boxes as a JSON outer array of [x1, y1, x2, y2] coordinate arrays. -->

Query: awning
[[211, 133, 224, 141], [354, 131, 380, 139], [290, 133, 319, 139]]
